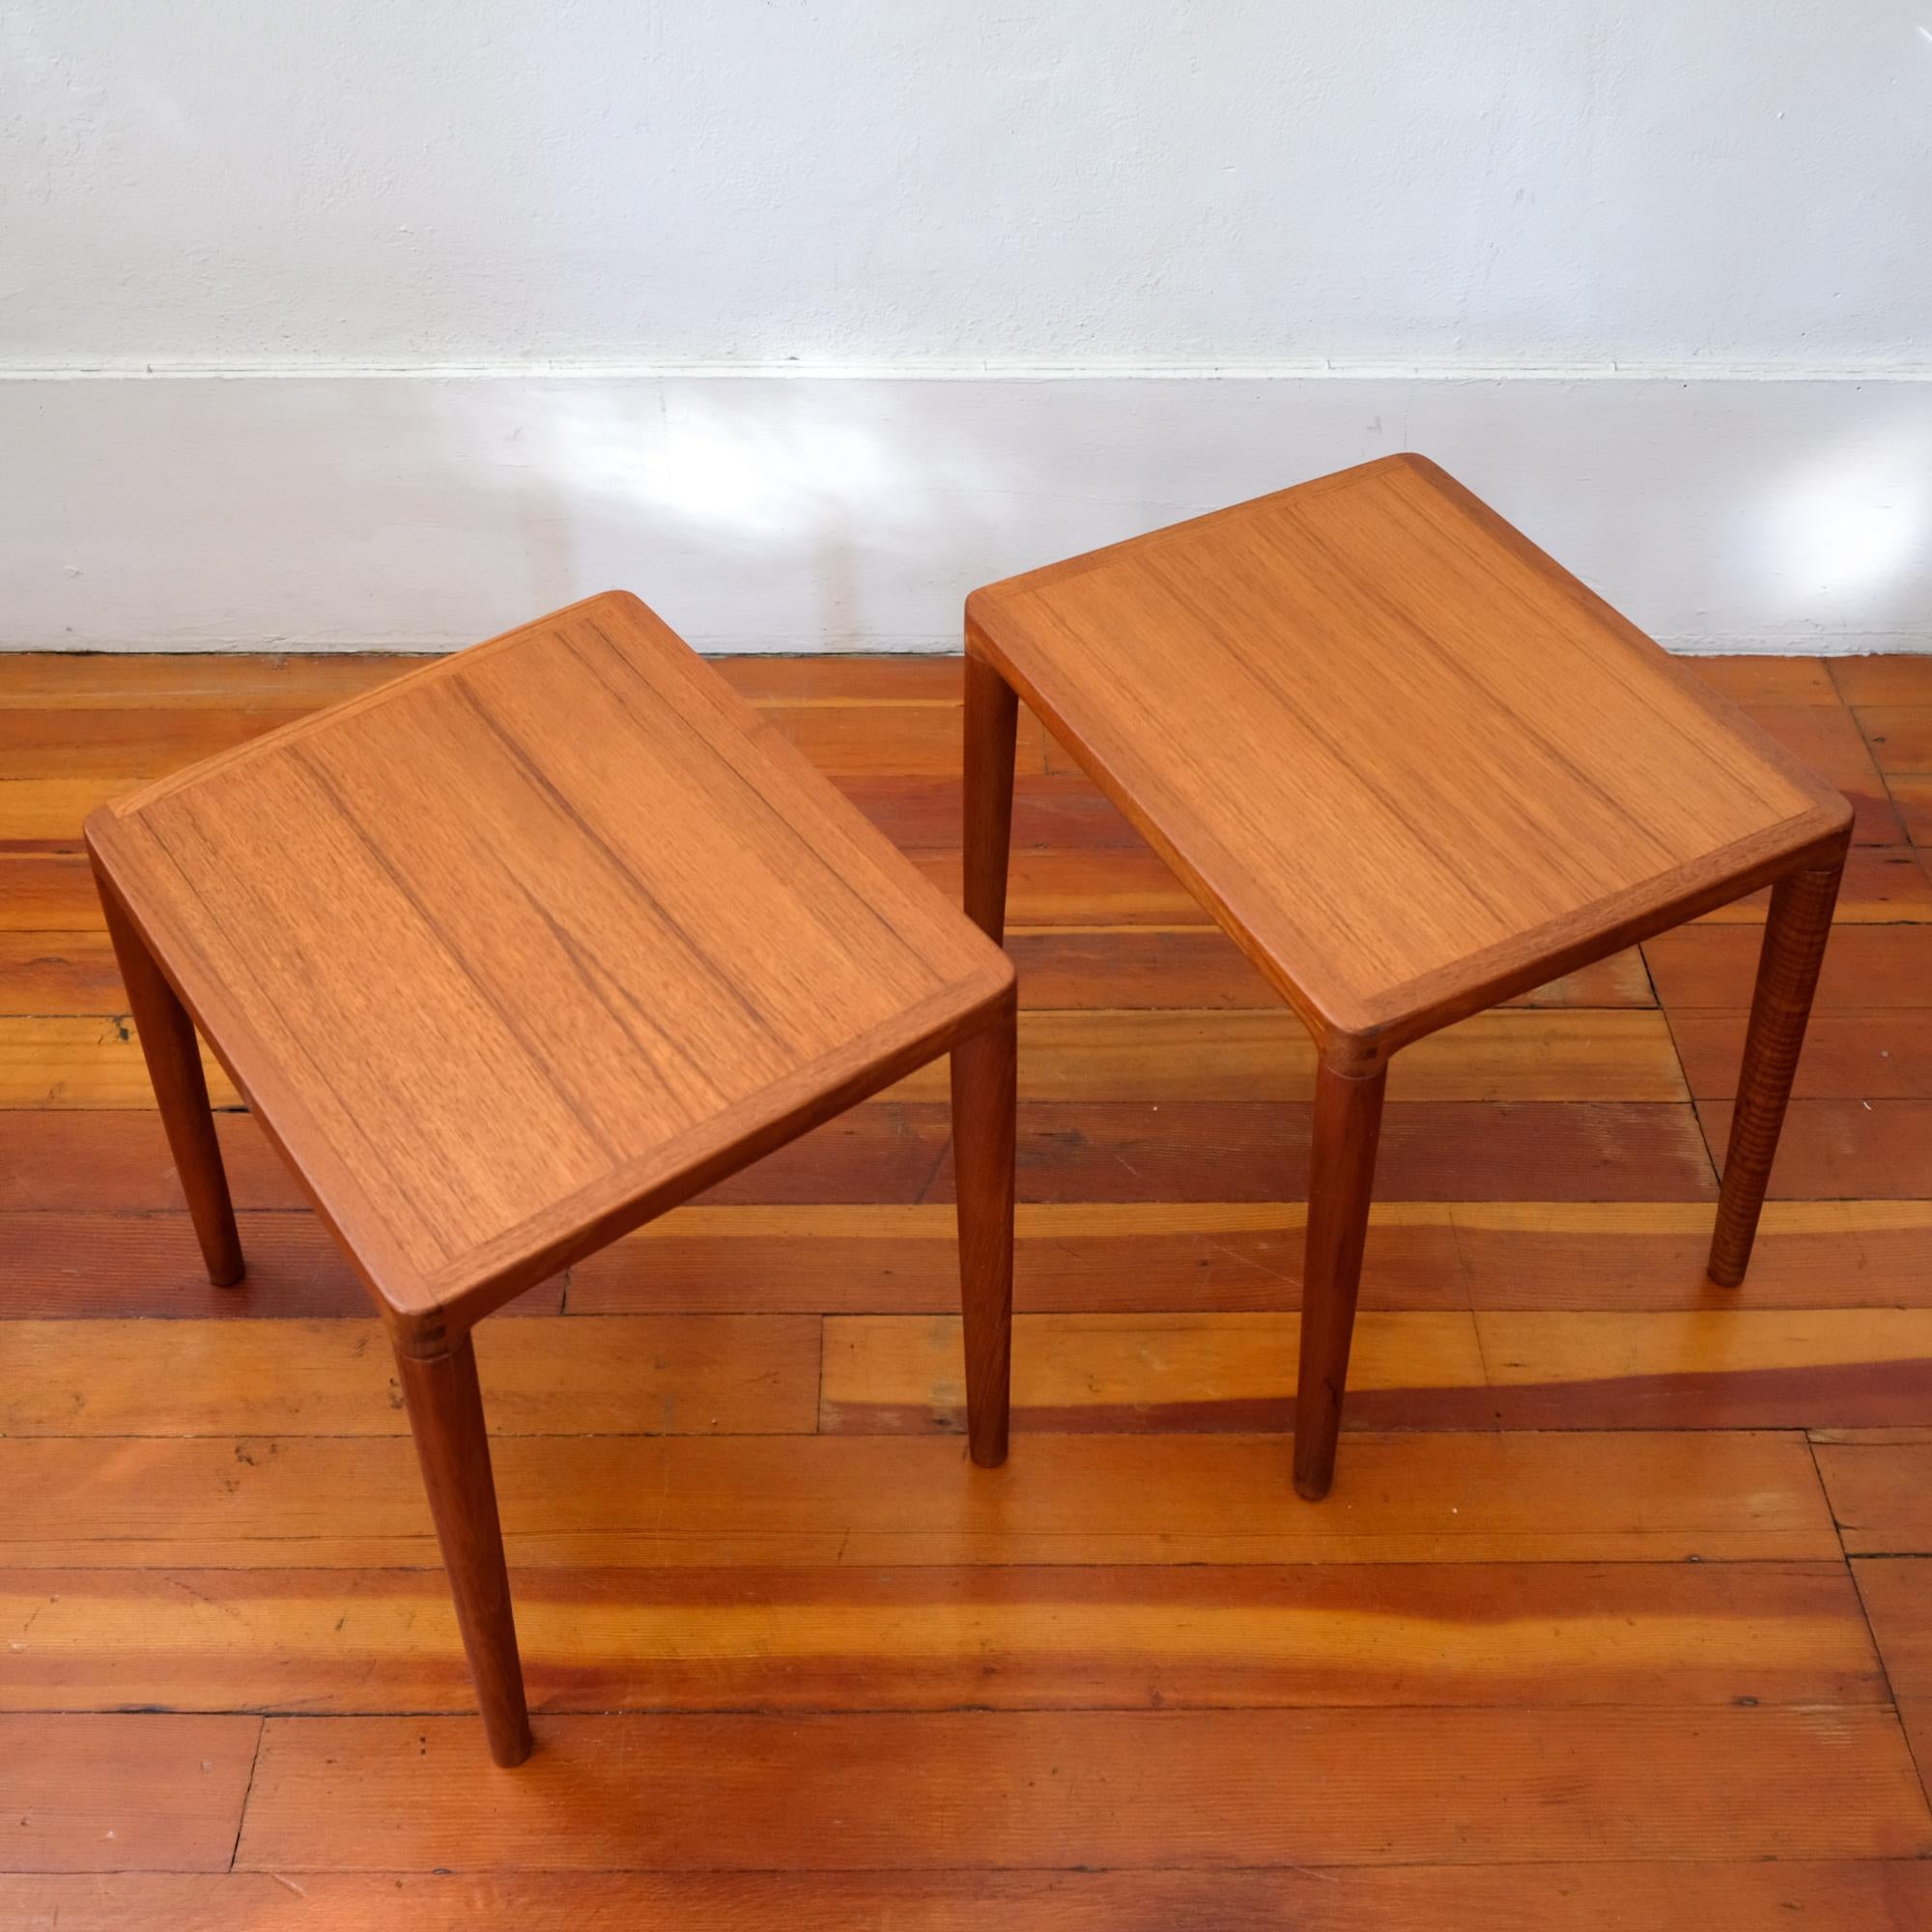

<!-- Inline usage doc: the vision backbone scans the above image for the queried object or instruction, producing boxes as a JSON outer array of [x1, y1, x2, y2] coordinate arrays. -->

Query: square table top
[[87, 592, 1010, 1327], [966, 453, 1850, 1058]]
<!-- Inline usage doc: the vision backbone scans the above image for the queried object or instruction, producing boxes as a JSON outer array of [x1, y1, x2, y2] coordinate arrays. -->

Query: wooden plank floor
[[4, 649, 1932, 1928]]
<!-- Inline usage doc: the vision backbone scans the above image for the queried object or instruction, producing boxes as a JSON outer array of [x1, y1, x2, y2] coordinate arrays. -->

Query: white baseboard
[[2, 369, 1926, 654]]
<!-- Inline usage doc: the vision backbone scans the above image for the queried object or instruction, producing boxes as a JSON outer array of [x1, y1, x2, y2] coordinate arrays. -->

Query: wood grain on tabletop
[[82, 593, 1010, 1322], [965, 454, 1849, 1053]]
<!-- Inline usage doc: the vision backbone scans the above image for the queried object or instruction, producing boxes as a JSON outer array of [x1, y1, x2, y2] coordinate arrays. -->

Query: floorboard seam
[[227, 1716, 266, 1874]]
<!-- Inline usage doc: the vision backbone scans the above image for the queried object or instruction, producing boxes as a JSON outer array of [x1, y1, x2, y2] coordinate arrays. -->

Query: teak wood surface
[[86, 591, 1014, 1343], [965, 454, 1851, 1062], [964, 454, 1852, 1496], [5, 641, 1932, 1920]]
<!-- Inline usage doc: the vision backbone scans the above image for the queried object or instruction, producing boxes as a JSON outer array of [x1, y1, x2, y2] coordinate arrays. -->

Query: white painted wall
[[3, 2, 1928, 650], [10, 0, 1929, 371]]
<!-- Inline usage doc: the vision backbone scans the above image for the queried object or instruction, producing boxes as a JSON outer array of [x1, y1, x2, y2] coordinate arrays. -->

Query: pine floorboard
[[2, 649, 1927, 1909]]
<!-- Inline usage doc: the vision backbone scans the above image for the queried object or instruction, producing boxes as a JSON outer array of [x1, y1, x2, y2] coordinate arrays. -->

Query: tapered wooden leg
[[1707, 858, 1844, 1287], [950, 992, 1016, 1467], [395, 1338, 532, 1767], [1293, 1053, 1388, 1502], [962, 650, 1018, 945], [90, 859, 243, 1286]]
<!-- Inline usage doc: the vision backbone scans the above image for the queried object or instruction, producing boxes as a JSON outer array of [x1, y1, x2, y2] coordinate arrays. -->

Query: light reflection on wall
[[503, 383, 1009, 651], [536, 393, 894, 542], [1763, 423, 1930, 619]]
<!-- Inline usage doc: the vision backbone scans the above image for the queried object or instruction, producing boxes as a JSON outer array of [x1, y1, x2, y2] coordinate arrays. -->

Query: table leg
[[1293, 1052, 1388, 1501], [962, 650, 1018, 945], [91, 858, 244, 1287], [1707, 856, 1845, 1286], [951, 991, 1016, 1467], [395, 1337, 532, 1766]]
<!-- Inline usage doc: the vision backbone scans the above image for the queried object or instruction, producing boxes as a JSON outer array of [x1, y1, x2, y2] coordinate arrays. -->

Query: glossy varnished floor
[[5, 648, 1932, 1928]]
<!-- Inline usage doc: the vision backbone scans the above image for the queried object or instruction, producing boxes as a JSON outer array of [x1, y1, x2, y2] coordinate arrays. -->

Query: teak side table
[[962, 453, 1851, 1501], [86, 591, 1018, 1766]]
